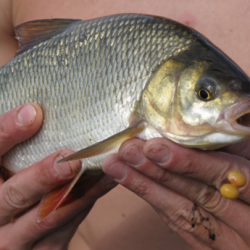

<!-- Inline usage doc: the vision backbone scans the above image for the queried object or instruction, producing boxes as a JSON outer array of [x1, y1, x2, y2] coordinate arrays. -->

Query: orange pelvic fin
[[36, 166, 86, 222]]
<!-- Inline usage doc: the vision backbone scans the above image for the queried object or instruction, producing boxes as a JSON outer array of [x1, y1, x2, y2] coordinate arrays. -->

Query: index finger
[[0, 150, 81, 226], [115, 138, 250, 245], [142, 138, 250, 202], [119, 138, 250, 202], [221, 139, 250, 160]]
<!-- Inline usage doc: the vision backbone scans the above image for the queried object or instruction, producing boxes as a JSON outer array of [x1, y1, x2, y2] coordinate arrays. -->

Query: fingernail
[[106, 161, 127, 181], [145, 144, 171, 165], [54, 154, 81, 178], [123, 145, 146, 167], [17, 104, 37, 127]]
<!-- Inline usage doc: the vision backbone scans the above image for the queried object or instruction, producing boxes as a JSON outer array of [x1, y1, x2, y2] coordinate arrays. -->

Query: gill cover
[[142, 58, 214, 137]]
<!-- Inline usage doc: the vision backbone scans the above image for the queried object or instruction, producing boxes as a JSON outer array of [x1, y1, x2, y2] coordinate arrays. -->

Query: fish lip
[[216, 99, 250, 136]]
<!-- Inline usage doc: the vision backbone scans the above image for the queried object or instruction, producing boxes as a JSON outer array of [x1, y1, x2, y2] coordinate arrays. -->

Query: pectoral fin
[[58, 123, 145, 163]]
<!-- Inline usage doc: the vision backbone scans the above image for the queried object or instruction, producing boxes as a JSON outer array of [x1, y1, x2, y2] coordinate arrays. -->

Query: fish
[[1, 14, 250, 222]]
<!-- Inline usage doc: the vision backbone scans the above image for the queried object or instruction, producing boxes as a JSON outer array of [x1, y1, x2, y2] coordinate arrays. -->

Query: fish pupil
[[199, 89, 209, 99]]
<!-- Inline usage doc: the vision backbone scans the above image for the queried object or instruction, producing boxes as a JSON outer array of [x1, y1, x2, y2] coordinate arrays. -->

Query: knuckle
[[208, 153, 232, 185], [131, 178, 151, 198], [169, 151, 196, 176], [168, 202, 218, 243], [196, 186, 223, 211], [155, 169, 173, 183], [100, 176, 117, 190], [170, 206, 194, 231], [166, 219, 183, 234], [179, 156, 197, 176], [36, 157, 58, 188], [4, 182, 26, 208], [36, 167, 54, 188], [36, 216, 57, 231], [169, 204, 206, 235], [0, 124, 12, 143]]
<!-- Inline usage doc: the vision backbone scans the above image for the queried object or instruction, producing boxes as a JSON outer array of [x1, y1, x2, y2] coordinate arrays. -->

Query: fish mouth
[[236, 113, 250, 127], [217, 100, 250, 136]]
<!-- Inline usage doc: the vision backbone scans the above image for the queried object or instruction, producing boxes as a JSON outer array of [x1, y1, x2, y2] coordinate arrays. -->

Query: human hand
[[0, 103, 116, 250], [103, 137, 250, 250]]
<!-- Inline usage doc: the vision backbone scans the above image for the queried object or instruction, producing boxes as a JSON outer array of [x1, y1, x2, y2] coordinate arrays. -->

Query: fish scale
[[0, 14, 201, 173]]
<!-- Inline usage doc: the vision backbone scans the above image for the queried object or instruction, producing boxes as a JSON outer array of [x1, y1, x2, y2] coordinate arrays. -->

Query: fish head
[[142, 43, 250, 149]]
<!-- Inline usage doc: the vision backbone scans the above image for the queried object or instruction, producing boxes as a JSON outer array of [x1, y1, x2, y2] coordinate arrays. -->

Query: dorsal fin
[[15, 19, 80, 56]]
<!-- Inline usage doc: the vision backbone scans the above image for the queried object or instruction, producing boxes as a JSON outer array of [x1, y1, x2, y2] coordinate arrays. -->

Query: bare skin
[[0, 0, 250, 249]]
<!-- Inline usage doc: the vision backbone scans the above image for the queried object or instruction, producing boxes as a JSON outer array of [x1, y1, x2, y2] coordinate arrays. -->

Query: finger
[[0, 103, 43, 156], [0, 150, 81, 226], [141, 138, 250, 203], [103, 155, 249, 249], [118, 139, 250, 244], [157, 210, 213, 250], [119, 138, 162, 178], [221, 139, 250, 160], [1, 175, 116, 249], [33, 205, 92, 250]]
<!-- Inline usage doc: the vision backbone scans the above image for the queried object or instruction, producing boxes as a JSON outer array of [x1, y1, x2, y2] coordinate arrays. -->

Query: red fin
[[37, 166, 85, 222], [64, 170, 104, 204], [15, 19, 80, 56], [36, 169, 104, 222]]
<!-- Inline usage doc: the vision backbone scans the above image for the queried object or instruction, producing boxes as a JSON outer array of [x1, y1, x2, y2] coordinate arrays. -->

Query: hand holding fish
[[0, 104, 116, 249], [1, 11, 250, 249], [103, 138, 250, 249]]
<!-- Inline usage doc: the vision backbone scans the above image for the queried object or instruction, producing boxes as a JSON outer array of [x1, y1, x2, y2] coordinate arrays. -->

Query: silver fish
[[1, 14, 250, 220]]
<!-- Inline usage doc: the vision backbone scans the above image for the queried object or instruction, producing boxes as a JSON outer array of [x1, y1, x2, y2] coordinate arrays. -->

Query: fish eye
[[198, 88, 211, 100], [195, 77, 218, 101]]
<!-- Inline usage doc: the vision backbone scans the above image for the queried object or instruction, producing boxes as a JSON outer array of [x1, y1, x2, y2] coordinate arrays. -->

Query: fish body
[[1, 14, 250, 220], [1, 14, 194, 173]]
